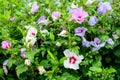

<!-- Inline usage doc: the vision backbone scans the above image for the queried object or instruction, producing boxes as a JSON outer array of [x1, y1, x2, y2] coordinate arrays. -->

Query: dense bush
[[0, 0, 120, 80]]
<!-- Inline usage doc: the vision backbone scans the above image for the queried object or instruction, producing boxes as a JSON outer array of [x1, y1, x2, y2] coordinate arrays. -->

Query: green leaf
[[16, 64, 28, 78], [50, 32, 55, 41], [47, 50, 55, 60], [59, 57, 66, 64], [107, 67, 116, 74], [0, 68, 4, 75], [25, 49, 40, 62], [114, 49, 120, 58], [90, 67, 102, 73], [5, 10, 11, 20]]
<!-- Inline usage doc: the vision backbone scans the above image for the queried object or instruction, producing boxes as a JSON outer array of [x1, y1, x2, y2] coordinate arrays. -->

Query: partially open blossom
[[52, 11, 61, 21], [81, 37, 90, 48], [63, 49, 84, 70], [97, 2, 112, 14], [3, 60, 9, 75], [37, 66, 46, 75], [1, 41, 11, 49], [106, 38, 114, 45], [31, 2, 39, 14], [45, 8, 51, 13], [24, 26, 37, 48], [90, 38, 106, 51], [10, 17, 15, 21], [75, 27, 87, 37], [38, 16, 49, 25], [20, 48, 26, 58], [58, 30, 67, 37], [24, 59, 31, 66], [88, 16, 98, 26], [69, 7, 88, 24]]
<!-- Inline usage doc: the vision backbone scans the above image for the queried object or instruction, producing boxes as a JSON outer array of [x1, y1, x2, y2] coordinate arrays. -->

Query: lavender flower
[[106, 38, 114, 45], [31, 2, 39, 14], [38, 16, 49, 25], [52, 11, 61, 21], [3, 60, 9, 75], [97, 2, 112, 14], [75, 27, 87, 37], [90, 38, 106, 51], [88, 16, 98, 26], [81, 37, 90, 48]]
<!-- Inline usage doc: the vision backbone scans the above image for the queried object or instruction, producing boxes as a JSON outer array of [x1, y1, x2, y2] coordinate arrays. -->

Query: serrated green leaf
[[16, 64, 28, 78]]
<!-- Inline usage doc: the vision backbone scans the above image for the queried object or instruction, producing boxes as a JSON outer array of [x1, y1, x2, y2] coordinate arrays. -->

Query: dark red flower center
[[31, 32, 35, 36], [77, 16, 82, 21], [69, 56, 77, 64]]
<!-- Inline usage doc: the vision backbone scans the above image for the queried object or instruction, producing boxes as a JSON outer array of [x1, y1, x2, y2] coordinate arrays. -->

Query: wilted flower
[[3, 60, 9, 75], [38, 16, 49, 25], [1, 41, 12, 49], [85, 0, 96, 6], [112, 32, 119, 39], [45, 8, 51, 13], [58, 30, 67, 37], [56, 42, 61, 47], [88, 16, 98, 26], [97, 2, 112, 14], [10, 17, 15, 21], [74, 27, 87, 37], [31, 2, 39, 14], [90, 38, 106, 51], [24, 59, 31, 66], [71, 3, 78, 8], [63, 49, 84, 70], [81, 37, 90, 48], [52, 11, 61, 21], [106, 38, 114, 45], [37, 66, 46, 75], [69, 7, 88, 24], [40, 29, 49, 37]]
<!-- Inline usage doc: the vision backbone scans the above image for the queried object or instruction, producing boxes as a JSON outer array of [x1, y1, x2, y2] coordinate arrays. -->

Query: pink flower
[[31, 2, 39, 14], [52, 11, 61, 21], [63, 49, 84, 70], [1, 41, 11, 49], [69, 7, 88, 24]]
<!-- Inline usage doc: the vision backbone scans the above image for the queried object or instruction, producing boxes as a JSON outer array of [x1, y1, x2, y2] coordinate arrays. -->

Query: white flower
[[63, 49, 84, 70], [106, 38, 114, 45], [57, 30, 67, 37], [37, 66, 46, 75], [24, 59, 31, 66]]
